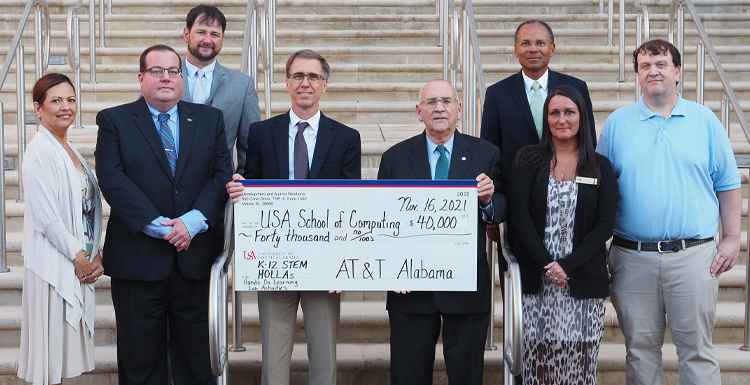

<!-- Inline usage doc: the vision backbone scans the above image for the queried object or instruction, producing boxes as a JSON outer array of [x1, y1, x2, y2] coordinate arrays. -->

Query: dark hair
[[513, 85, 600, 182], [632, 39, 681, 73], [139, 45, 182, 73], [285, 49, 330, 80], [514, 19, 555, 44], [33, 73, 75, 105], [186, 5, 226, 32]]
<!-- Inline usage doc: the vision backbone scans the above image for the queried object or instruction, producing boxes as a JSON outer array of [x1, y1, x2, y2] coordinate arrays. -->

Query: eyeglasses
[[420, 97, 457, 108], [287, 72, 326, 84], [143, 67, 182, 78]]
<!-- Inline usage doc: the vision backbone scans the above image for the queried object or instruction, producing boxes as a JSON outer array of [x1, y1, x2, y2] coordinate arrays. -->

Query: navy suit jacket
[[95, 98, 232, 281], [480, 70, 597, 177], [378, 131, 507, 315], [242, 111, 361, 180]]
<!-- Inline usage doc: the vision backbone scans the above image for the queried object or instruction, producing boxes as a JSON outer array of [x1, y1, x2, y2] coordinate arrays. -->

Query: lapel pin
[[187, 118, 192, 122], [462, 157, 466, 161]]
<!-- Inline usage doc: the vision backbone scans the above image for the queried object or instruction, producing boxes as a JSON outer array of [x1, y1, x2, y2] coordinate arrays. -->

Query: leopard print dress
[[521, 176, 606, 385]]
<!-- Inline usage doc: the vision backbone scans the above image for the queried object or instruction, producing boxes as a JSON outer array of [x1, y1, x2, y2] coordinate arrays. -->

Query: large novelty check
[[234, 180, 478, 291]]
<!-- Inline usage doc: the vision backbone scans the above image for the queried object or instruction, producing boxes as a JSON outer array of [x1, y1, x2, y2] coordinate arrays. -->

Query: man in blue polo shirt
[[597, 39, 741, 384]]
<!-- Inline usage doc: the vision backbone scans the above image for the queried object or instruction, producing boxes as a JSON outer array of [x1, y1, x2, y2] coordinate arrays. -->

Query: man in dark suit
[[481, 19, 596, 177], [95, 44, 231, 384], [481, 26, 596, 369], [378, 79, 506, 385], [227, 49, 361, 385], [181, 5, 261, 171]]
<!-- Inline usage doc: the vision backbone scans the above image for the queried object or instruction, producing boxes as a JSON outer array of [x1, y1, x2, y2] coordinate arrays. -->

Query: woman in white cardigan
[[17, 73, 103, 385]]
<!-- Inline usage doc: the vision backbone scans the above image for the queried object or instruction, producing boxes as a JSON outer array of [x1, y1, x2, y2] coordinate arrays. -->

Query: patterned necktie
[[192, 69, 207, 104], [158, 113, 177, 177], [531, 81, 544, 139], [294, 121, 309, 180], [435, 145, 449, 180]]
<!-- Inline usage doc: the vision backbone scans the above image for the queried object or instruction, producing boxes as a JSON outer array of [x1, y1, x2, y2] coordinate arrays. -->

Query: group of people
[[16, 6, 738, 385]]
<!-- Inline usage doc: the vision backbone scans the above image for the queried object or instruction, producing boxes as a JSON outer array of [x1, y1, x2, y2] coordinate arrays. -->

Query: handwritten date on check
[[234, 180, 479, 291]]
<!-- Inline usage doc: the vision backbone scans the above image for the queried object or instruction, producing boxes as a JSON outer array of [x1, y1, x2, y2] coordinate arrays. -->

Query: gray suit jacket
[[181, 59, 261, 171]]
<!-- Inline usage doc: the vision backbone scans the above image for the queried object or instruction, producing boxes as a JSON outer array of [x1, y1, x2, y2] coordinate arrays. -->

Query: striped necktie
[[158, 113, 177, 177]]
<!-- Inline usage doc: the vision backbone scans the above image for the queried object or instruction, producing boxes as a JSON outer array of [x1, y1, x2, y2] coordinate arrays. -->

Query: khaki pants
[[609, 241, 720, 385], [258, 291, 340, 385]]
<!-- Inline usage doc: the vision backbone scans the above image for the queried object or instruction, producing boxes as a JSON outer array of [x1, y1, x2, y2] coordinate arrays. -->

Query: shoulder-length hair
[[513, 85, 600, 182]]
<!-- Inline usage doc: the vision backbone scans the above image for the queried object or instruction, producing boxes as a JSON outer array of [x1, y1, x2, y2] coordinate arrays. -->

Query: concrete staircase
[[1, 0, 749, 383]]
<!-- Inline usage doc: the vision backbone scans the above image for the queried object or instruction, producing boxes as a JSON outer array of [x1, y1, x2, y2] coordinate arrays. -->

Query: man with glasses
[[181, 5, 260, 171], [226, 49, 361, 385], [95, 44, 232, 384], [378, 79, 506, 385]]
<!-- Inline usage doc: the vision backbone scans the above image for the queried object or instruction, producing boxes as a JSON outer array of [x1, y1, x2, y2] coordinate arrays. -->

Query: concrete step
[[0, 342, 749, 385]]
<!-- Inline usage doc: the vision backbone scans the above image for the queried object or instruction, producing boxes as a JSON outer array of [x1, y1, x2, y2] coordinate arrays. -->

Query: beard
[[189, 43, 219, 62]]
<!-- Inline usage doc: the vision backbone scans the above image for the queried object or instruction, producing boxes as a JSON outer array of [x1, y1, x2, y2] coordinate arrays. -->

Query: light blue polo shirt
[[596, 94, 740, 241]]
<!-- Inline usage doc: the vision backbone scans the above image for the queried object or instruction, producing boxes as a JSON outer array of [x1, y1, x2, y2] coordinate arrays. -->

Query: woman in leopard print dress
[[508, 86, 619, 384]]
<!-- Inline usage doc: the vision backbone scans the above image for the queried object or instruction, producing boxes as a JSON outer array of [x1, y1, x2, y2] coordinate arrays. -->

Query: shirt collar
[[146, 102, 179, 124], [184, 59, 216, 79], [637, 92, 686, 121], [522, 68, 549, 93], [426, 131, 456, 155], [289, 109, 321, 132]]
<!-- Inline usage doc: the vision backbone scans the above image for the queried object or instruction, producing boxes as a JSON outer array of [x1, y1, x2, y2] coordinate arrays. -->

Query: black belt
[[611, 235, 713, 253]]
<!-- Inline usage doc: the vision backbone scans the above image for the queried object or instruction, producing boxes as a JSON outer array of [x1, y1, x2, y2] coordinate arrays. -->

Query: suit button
[[174, 189, 178, 194]]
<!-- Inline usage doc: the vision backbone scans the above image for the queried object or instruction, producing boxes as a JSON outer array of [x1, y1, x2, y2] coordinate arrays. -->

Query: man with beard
[[182, 5, 261, 171]]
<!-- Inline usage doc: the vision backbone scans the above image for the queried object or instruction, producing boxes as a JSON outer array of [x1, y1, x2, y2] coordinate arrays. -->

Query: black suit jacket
[[378, 131, 507, 314], [242, 111, 361, 180], [508, 152, 618, 299], [480, 70, 597, 177], [95, 98, 232, 281]]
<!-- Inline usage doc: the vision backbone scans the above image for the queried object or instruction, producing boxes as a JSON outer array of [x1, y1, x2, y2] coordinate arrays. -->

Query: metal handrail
[[737, 165, 750, 352], [0, 0, 51, 273], [667, 1, 750, 145], [666, 0, 750, 352], [444, 0, 485, 136], [633, 1, 650, 100], [209, 201, 235, 384], [67, 0, 85, 128], [498, 223, 524, 378], [440, 0, 523, 372], [242, 0, 274, 119], [0, 0, 49, 90]]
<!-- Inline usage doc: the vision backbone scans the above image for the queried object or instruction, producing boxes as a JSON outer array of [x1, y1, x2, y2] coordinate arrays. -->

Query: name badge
[[575, 176, 598, 185]]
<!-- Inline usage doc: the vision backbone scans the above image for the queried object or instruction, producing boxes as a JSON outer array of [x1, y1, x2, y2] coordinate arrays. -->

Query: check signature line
[[379, 233, 471, 238]]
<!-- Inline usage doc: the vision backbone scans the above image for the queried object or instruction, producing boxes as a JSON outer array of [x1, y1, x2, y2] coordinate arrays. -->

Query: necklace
[[552, 152, 578, 256]]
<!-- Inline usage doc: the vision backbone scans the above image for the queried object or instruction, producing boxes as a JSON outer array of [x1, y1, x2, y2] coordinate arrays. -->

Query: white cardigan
[[22, 126, 102, 336]]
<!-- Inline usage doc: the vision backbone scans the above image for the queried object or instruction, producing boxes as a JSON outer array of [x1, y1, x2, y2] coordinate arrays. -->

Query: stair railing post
[[0, 101, 9, 273], [485, 239, 497, 350], [607, 0, 613, 46], [677, 4, 684, 94], [618, 0, 625, 82], [16, 44, 26, 204], [696, 40, 704, 105], [35, 6, 43, 80], [99, 0, 105, 48], [89, 0, 97, 84], [721, 93, 729, 137], [742, 188, 750, 351], [75, 16, 82, 129], [229, 258, 245, 352]]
